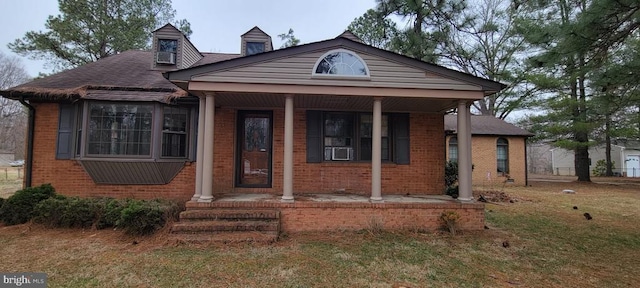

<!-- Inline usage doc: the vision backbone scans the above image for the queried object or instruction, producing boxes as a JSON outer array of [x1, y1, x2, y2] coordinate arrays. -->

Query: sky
[[0, 0, 380, 77]]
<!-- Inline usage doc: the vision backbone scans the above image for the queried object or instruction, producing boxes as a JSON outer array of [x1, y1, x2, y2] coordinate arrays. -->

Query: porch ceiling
[[213, 92, 459, 113]]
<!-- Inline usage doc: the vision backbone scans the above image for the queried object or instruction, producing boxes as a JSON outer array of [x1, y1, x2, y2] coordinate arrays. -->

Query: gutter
[[18, 96, 34, 188]]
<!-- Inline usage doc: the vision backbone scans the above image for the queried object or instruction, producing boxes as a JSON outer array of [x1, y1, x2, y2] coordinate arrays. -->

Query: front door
[[236, 111, 272, 187]]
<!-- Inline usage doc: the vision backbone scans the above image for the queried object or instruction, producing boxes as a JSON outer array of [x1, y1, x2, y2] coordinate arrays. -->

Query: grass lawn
[[0, 180, 639, 287]]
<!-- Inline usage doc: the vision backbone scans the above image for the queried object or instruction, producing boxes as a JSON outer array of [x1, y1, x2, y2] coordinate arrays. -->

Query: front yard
[[0, 180, 639, 287]]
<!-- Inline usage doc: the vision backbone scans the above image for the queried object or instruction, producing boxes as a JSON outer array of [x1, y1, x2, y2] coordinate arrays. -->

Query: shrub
[[445, 161, 459, 188], [118, 200, 166, 235], [440, 211, 461, 235], [95, 198, 126, 230], [445, 186, 459, 199], [33, 195, 68, 227], [0, 198, 4, 209], [0, 184, 56, 225], [592, 159, 615, 176]]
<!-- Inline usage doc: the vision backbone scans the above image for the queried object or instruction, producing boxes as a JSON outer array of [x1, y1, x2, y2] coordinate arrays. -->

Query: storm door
[[236, 111, 272, 187]]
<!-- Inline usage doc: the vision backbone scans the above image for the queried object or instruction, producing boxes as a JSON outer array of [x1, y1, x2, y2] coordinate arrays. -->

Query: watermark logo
[[0, 273, 47, 288]]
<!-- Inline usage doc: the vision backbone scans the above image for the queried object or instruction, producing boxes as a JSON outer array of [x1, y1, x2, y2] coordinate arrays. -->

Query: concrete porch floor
[[210, 193, 458, 204]]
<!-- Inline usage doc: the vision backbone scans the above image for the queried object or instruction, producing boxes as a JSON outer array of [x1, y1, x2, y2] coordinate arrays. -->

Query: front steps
[[170, 209, 280, 244]]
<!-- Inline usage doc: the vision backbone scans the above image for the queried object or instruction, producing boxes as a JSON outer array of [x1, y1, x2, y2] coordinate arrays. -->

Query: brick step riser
[[179, 211, 280, 221], [171, 223, 279, 233], [169, 233, 278, 244]]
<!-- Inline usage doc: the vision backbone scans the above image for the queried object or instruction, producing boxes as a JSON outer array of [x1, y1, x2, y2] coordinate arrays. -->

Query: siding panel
[[193, 49, 480, 91]]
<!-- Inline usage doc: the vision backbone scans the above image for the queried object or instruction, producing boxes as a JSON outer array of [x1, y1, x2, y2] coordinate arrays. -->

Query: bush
[[0, 198, 4, 209], [95, 198, 126, 230], [440, 211, 461, 235], [445, 161, 459, 188], [445, 186, 459, 199], [592, 159, 615, 176], [118, 200, 166, 235], [0, 184, 56, 225]]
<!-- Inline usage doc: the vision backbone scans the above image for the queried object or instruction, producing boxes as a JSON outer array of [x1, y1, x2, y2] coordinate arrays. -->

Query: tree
[[278, 28, 300, 48], [0, 52, 30, 158], [8, 0, 191, 71], [347, 9, 399, 49]]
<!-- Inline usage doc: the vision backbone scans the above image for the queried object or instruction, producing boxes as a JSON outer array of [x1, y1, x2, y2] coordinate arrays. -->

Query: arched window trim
[[311, 49, 371, 79]]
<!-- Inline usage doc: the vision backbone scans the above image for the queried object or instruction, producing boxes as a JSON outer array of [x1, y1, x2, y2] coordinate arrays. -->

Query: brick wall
[[30, 103, 445, 199], [189, 200, 486, 232], [30, 103, 195, 200], [446, 135, 527, 186]]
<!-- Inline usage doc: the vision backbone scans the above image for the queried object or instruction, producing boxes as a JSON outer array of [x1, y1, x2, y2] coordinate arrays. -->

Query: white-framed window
[[312, 49, 370, 78], [497, 137, 509, 174], [449, 136, 458, 163]]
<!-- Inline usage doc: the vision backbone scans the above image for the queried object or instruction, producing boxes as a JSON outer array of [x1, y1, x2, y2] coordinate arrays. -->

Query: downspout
[[18, 96, 34, 188]]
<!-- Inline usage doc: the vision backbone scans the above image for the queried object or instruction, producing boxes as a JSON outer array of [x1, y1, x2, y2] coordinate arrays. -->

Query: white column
[[370, 97, 383, 202], [192, 96, 206, 201], [282, 95, 294, 202], [198, 94, 215, 202], [457, 100, 473, 201]]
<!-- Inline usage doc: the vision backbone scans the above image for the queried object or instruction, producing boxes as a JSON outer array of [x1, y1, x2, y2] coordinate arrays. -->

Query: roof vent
[[156, 52, 176, 65]]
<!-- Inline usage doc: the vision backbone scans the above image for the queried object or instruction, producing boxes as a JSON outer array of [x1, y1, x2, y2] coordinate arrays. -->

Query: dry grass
[[0, 166, 23, 198], [0, 180, 639, 287]]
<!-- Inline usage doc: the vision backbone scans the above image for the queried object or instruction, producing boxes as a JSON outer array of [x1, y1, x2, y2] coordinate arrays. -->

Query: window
[[87, 103, 153, 156], [313, 49, 369, 77], [246, 42, 265, 56], [158, 39, 177, 52], [58, 101, 194, 160], [449, 136, 458, 163], [497, 137, 509, 174], [162, 106, 189, 157], [322, 112, 389, 161]]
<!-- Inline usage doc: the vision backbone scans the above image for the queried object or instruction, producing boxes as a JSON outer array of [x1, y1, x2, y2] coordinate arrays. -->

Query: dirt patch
[[473, 190, 527, 203]]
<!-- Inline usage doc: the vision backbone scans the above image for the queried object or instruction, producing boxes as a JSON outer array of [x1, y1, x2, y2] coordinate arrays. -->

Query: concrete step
[[171, 220, 279, 233], [169, 231, 278, 244], [179, 209, 280, 221]]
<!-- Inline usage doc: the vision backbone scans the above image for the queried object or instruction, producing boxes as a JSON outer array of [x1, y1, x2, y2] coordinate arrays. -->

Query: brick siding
[[446, 135, 527, 186], [30, 103, 445, 199]]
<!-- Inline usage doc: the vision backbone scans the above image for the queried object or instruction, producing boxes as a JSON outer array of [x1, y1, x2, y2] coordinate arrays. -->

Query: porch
[[170, 193, 485, 243]]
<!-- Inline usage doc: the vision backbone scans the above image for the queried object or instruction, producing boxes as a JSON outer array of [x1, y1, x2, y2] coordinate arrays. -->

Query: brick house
[[1, 24, 505, 235], [445, 115, 534, 186]]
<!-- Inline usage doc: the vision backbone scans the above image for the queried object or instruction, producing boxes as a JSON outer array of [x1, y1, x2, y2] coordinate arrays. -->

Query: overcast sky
[[0, 0, 379, 77]]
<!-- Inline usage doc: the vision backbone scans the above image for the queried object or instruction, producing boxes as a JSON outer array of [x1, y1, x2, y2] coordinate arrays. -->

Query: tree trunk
[[575, 56, 591, 182], [605, 116, 613, 176]]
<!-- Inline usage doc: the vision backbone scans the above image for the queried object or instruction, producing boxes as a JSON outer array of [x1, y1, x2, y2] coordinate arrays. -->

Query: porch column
[[192, 96, 206, 201], [199, 94, 215, 202], [371, 97, 383, 202], [457, 100, 473, 202], [282, 95, 294, 202]]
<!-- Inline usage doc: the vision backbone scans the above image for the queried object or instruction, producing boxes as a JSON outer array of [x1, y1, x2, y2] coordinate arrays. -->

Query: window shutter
[[306, 110, 323, 163], [392, 113, 410, 165], [56, 104, 75, 159]]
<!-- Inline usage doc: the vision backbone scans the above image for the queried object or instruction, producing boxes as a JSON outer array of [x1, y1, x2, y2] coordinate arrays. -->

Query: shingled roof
[[0, 50, 239, 102], [444, 114, 533, 137]]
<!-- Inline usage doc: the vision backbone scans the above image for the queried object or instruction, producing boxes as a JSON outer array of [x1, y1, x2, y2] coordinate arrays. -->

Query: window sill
[[318, 161, 398, 168]]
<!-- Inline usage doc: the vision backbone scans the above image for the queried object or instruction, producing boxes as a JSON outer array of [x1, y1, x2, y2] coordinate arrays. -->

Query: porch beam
[[371, 97, 383, 202], [192, 97, 206, 201], [188, 81, 485, 100], [199, 94, 215, 202], [282, 95, 294, 202], [457, 100, 473, 202]]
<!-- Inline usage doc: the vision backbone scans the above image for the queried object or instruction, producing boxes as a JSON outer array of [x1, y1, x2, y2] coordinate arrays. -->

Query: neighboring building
[[445, 115, 533, 186], [0, 24, 505, 233], [550, 139, 640, 177], [0, 150, 14, 167]]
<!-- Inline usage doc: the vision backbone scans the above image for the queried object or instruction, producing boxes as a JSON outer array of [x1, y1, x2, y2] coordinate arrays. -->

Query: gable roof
[[166, 37, 506, 95], [445, 115, 534, 137]]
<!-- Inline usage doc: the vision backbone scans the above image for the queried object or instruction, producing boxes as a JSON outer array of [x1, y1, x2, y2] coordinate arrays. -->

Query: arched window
[[449, 136, 458, 163], [312, 49, 370, 77], [497, 138, 509, 174]]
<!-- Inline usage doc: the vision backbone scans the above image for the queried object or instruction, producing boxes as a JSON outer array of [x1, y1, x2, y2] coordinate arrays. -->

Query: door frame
[[235, 110, 273, 188]]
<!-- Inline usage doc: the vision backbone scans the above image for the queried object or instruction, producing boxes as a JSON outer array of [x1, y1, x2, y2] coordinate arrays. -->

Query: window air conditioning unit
[[331, 147, 352, 161], [156, 52, 176, 64]]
